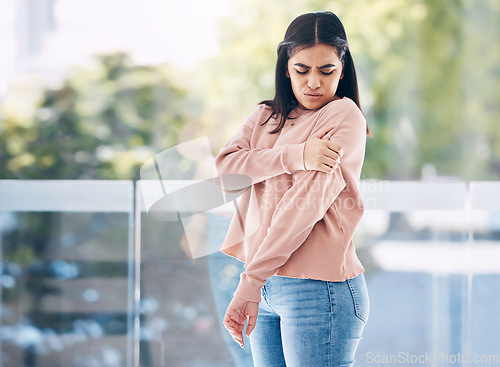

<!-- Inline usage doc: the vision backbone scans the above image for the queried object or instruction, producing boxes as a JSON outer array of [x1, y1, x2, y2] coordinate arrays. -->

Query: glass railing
[[0, 181, 135, 367], [1, 180, 499, 367]]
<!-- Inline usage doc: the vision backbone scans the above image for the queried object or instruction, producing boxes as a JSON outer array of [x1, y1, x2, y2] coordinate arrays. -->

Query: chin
[[300, 100, 327, 110]]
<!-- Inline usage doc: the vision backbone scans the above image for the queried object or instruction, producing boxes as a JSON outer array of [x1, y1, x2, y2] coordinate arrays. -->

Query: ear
[[286, 69, 290, 78], [340, 70, 344, 80]]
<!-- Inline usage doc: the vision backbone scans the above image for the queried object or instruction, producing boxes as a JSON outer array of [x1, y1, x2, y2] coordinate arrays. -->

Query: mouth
[[304, 92, 322, 98]]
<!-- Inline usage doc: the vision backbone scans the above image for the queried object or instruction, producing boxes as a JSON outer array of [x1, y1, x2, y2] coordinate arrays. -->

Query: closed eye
[[295, 69, 334, 76]]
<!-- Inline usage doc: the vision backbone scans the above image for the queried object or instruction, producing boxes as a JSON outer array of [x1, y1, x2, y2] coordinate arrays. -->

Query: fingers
[[318, 128, 343, 157], [318, 135, 344, 157], [224, 312, 244, 333], [223, 299, 260, 348], [305, 127, 344, 173], [318, 163, 340, 174], [224, 316, 244, 347], [319, 144, 342, 167], [321, 128, 334, 140], [230, 329, 244, 347], [317, 153, 342, 173], [313, 126, 332, 139], [326, 162, 341, 173], [328, 154, 342, 168], [246, 314, 257, 337], [325, 140, 343, 157]]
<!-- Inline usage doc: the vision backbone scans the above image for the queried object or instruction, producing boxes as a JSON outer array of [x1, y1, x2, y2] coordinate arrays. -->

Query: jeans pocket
[[346, 273, 370, 324]]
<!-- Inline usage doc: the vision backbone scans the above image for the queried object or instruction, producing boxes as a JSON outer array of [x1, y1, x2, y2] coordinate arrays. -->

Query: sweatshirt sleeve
[[215, 106, 307, 185], [232, 102, 367, 303]]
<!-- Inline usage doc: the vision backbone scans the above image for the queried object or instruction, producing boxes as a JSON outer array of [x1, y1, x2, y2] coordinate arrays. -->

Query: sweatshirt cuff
[[233, 272, 263, 303], [283, 142, 306, 174]]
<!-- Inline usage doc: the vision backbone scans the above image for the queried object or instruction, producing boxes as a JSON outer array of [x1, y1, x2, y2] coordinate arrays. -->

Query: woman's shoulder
[[319, 97, 365, 124], [255, 102, 273, 118], [320, 97, 359, 115], [309, 97, 366, 137]]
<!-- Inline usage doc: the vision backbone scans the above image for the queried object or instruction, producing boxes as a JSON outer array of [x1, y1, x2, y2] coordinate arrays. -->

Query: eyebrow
[[294, 63, 336, 69]]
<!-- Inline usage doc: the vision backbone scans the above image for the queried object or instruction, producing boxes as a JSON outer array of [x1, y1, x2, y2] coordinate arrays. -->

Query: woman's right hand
[[304, 126, 343, 173]]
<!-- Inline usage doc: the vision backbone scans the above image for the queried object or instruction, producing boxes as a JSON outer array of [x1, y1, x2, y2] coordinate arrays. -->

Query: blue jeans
[[249, 273, 369, 367]]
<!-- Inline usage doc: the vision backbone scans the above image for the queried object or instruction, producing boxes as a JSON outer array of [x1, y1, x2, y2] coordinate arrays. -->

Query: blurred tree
[[0, 52, 198, 180]]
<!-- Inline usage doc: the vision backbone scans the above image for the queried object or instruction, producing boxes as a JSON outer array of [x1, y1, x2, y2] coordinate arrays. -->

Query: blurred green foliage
[[0, 0, 499, 180], [0, 53, 198, 179]]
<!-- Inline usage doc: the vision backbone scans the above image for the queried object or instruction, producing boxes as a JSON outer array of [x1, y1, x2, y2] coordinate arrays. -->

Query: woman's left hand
[[223, 295, 259, 348]]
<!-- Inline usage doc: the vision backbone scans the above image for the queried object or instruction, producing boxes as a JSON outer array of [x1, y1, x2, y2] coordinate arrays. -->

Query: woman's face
[[287, 43, 343, 110]]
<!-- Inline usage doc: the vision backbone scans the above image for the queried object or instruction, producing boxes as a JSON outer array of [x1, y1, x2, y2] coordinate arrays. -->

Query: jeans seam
[[346, 278, 367, 324], [262, 284, 279, 314], [327, 281, 333, 367], [326, 281, 333, 313], [261, 285, 268, 305]]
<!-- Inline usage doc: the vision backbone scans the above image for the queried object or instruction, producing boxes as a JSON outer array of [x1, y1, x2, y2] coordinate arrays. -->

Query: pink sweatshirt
[[214, 96, 367, 303]]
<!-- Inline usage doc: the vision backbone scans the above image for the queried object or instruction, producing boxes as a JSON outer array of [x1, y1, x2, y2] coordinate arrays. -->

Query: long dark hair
[[260, 11, 372, 137]]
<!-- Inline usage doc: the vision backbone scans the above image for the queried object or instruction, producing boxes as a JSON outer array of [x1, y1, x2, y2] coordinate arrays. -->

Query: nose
[[307, 72, 320, 89]]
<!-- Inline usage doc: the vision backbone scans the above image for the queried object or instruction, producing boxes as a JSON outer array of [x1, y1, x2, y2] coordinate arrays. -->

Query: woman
[[215, 11, 372, 367]]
